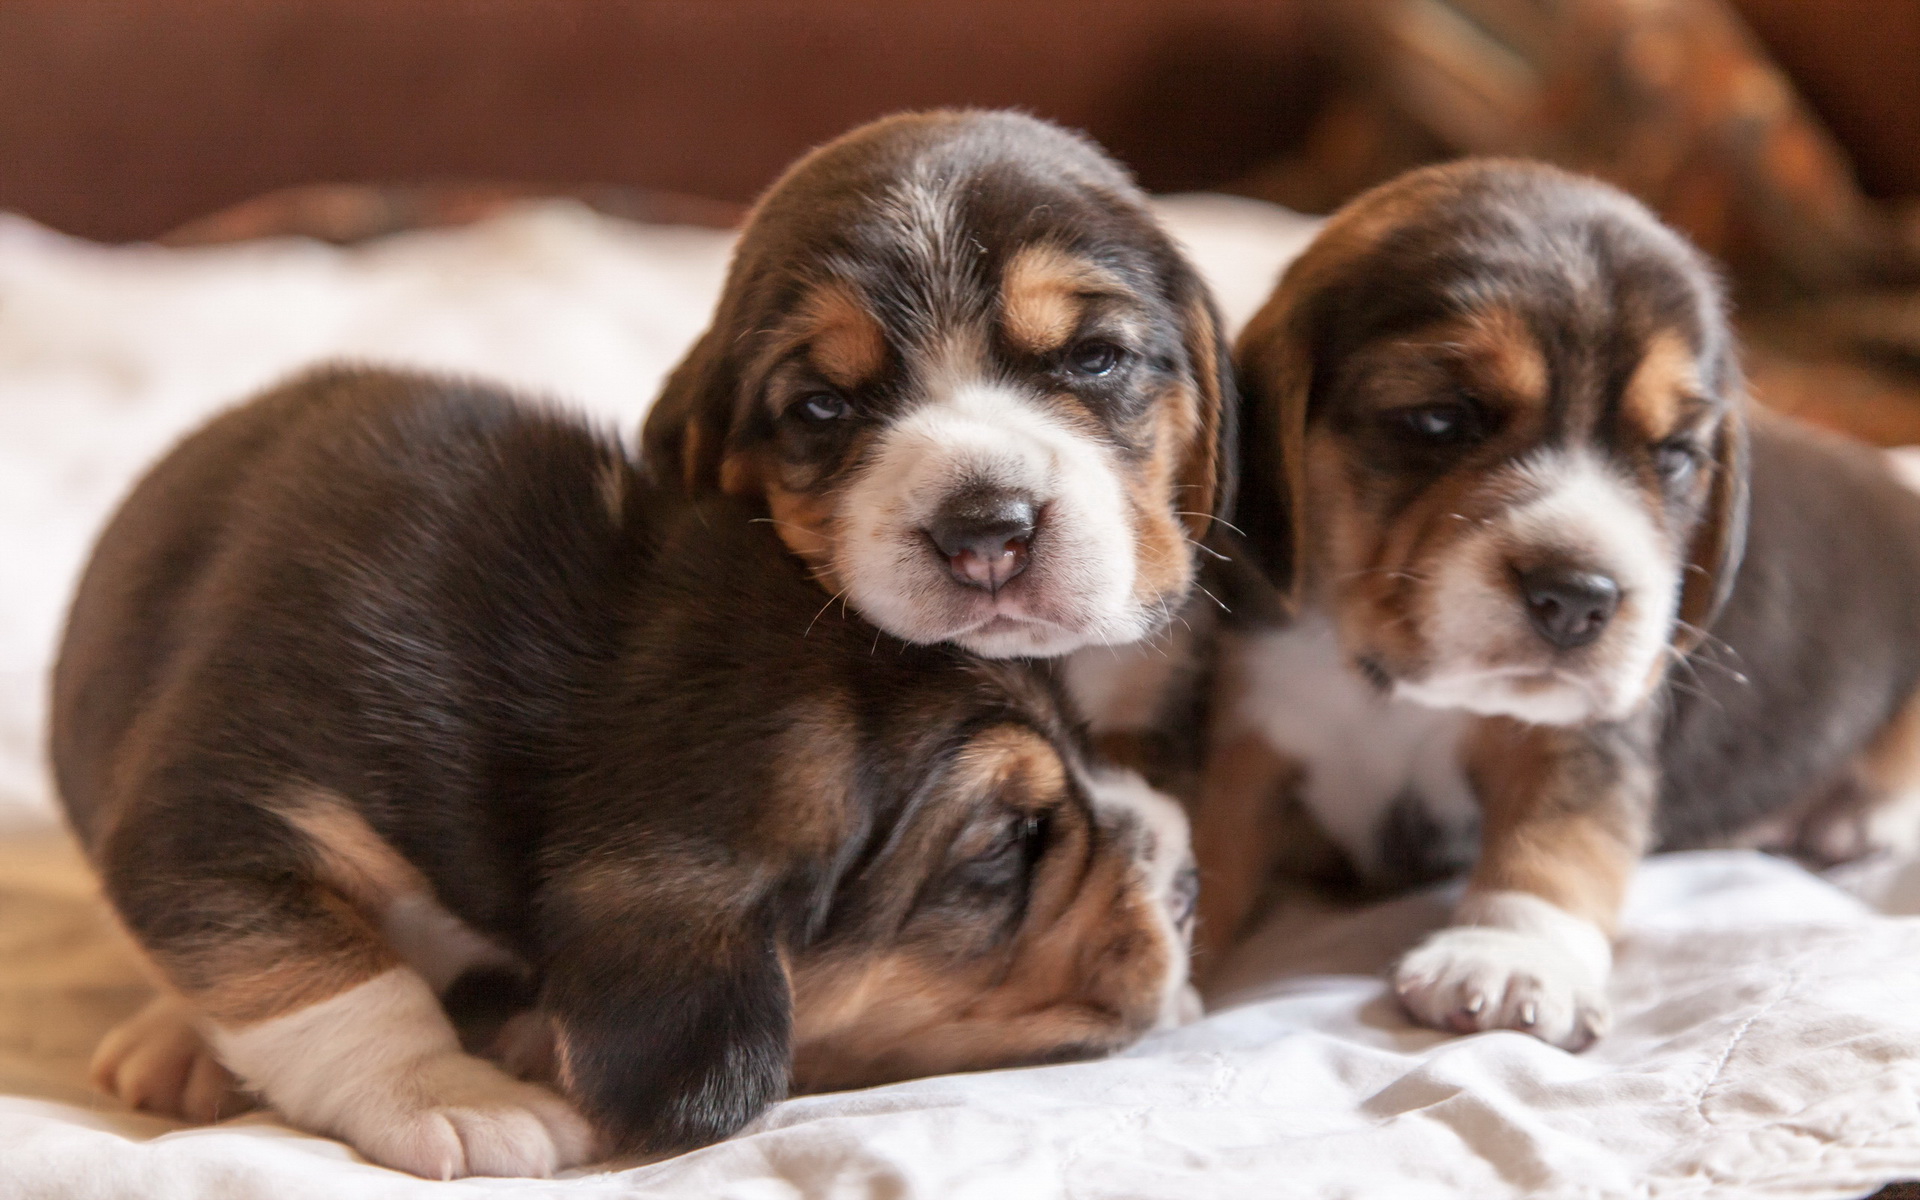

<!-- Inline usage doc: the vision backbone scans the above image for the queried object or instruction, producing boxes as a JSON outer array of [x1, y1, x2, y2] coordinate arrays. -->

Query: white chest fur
[[1229, 616, 1480, 883]]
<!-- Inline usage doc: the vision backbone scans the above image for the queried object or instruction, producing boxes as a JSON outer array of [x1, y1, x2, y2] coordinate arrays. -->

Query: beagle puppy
[[51, 367, 1199, 1178], [1200, 159, 1920, 1049], [641, 109, 1236, 659]]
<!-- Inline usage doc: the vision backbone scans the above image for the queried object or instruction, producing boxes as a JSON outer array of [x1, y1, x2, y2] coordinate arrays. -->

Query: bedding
[[1, 197, 1917, 1199]]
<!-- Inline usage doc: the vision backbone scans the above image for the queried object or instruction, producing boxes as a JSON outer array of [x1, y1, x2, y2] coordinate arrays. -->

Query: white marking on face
[[1394, 889, 1613, 1050], [1397, 448, 1679, 725], [835, 360, 1152, 658], [1083, 767, 1201, 1028], [209, 968, 596, 1179], [1230, 616, 1478, 881], [874, 161, 970, 321]]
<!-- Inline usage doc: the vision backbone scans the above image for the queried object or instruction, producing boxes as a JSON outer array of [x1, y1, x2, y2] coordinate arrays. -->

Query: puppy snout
[[925, 487, 1038, 594], [1517, 565, 1620, 650]]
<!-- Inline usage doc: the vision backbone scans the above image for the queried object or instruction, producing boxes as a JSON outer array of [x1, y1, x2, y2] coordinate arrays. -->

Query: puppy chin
[[1388, 630, 1666, 726], [1394, 669, 1604, 726], [842, 565, 1157, 658]]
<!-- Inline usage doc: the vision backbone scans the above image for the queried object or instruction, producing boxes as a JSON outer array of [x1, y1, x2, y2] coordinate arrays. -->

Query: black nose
[[925, 489, 1038, 593], [1518, 566, 1620, 650]]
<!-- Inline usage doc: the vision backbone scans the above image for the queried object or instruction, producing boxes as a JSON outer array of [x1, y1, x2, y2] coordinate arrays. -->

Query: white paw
[[1394, 925, 1611, 1051], [91, 994, 254, 1123], [338, 1051, 599, 1179]]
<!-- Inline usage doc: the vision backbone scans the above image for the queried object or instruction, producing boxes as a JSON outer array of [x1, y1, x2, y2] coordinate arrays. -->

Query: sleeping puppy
[[51, 367, 1199, 1178], [1201, 158, 1920, 1049], [641, 109, 1236, 659]]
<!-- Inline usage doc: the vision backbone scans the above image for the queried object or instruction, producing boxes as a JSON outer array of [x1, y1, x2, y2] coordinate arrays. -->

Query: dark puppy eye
[[794, 392, 852, 423], [1653, 439, 1704, 484], [977, 811, 1048, 868], [1395, 399, 1483, 444], [1064, 339, 1124, 377]]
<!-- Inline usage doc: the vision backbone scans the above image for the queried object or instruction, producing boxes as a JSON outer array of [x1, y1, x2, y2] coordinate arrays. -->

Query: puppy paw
[[91, 994, 254, 1122], [345, 1051, 598, 1179], [1394, 924, 1611, 1051]]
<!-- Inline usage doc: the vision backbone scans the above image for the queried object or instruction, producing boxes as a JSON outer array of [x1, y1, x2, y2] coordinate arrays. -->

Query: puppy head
[[543, 499, 1197, 1155], [1237, 159, 1749, 726], [642, 109, 1235, 658], [780, 668, 1199, 1093]]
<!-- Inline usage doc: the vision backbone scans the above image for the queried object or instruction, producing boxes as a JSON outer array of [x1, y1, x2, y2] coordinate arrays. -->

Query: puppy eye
[[1396, 400, 1482, 443], [1654, 439, 1704, 484], [979, 812, 1048, 867], [1064, 340, 1124, 377], [793, 392, 853, 423]]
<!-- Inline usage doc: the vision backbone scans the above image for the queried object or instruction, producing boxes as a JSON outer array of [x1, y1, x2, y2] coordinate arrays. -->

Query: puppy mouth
[[1391, 658, 1615, 724]]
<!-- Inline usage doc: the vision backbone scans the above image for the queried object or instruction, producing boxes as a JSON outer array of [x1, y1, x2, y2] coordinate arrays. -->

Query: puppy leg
[[92, 991, 253, 1123], [1394, 718, 1652, 1050], [1791, 686, 1920, 865], [106, 805, 594, 1179], [210, 968, 596, 1178], [1187, 731, 1297, 975]]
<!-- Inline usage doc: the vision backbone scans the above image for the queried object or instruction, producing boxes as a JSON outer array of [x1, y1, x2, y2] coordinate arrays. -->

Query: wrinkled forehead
[[1307, 198, 1737, 431], [755, 155, 1176, 354]]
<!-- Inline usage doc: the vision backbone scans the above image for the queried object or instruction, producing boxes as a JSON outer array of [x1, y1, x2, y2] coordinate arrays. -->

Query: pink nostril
[[949, 537, 1030, 593]]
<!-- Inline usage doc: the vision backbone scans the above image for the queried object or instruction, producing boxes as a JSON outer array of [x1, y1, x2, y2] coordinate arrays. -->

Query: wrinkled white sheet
[[1, 198, 1917, 1199]]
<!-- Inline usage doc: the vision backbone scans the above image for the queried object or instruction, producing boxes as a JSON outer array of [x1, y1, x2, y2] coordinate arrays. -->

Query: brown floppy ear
[[1173, 277, 1239, 545], [1231, 276, 1317, 611], [640, 328, 736, 495], [539, 868, 792, 1156], [1673, 396, 1751, 652]]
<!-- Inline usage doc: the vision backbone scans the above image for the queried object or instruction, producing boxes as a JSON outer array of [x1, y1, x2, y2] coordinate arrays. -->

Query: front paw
[[343, 1051, 599, 1179], [91, 993, 254, 1123], [1394, 925, 1610, 1051]]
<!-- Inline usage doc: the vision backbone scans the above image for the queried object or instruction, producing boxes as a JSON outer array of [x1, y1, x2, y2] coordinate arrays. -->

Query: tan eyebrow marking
[[1459, 306, 1548, 408], [1621, 329, 1703, 441], [799, 281, 888, 389], [1000, 244, 1130, 356]]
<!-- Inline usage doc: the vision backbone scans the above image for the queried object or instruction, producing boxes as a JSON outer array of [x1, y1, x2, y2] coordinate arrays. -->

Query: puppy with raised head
[[1200, 159, 1920, 1049], [642, 108, 1236, 660], [52, 367, 1198, 1178]]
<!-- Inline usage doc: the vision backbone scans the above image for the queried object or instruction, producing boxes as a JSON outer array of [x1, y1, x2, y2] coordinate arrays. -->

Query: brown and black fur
[[641, 108, 1236, 659], [51, 366, 1192, 1159], [1208, 158, 1920, 1041]]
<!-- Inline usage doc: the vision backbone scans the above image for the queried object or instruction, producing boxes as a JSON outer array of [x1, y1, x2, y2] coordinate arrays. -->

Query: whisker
[[1175, 512, 1248, 538], [804, 588, 851, 639]]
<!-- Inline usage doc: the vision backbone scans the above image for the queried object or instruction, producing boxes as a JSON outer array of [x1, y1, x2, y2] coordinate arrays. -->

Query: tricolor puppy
[[642, 109, 1235, 658], [52, 367, 1199, 1178], [1201, 159, 1920, 1049]]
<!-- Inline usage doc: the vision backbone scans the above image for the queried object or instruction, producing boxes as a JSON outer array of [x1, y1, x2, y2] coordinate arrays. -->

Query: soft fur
[[51, 367, 1198, 1177], [1192, 159, 1920, 1049], [642, 109, 1237, 659]]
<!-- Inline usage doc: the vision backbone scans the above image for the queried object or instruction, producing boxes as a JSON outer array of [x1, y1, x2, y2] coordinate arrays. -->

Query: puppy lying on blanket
[[51, 367, 1198, 1178], [1197, 159, 1920, 1049], [642, 109, 1236, 659]]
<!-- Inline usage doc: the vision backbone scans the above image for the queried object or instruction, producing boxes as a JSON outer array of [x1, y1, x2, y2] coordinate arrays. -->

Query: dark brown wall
[[0, 0, 1321, 241], [1734, 0, 1920, 200], [4, 0, 1912, 244]]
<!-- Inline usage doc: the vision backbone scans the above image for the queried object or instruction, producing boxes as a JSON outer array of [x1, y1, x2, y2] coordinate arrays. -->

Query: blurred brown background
[[5, 0, 1920, 437], [5, 0, 1915, 242]]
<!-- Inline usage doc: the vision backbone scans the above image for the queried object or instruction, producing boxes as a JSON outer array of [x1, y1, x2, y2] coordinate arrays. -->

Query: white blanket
[[1, 198, 1916, 1199]]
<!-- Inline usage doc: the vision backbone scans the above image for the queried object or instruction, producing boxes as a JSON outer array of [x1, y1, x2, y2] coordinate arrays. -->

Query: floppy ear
[[1231, 277, 1316, 611], [640, 328, 736, 495], [539, 873, 791, 1156], [1673, 396, 1751, 652], [1173, 277, 1240, 545]]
